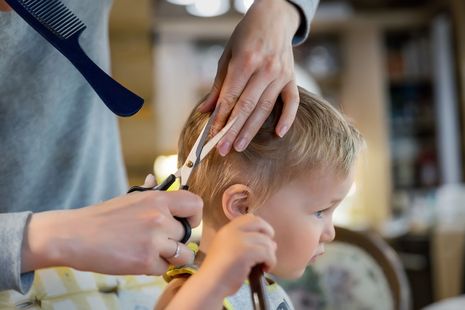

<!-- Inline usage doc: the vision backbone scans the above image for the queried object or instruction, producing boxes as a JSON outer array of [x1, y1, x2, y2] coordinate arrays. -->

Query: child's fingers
[[237, 214, 275, 238], [245, 232, 277, 271]]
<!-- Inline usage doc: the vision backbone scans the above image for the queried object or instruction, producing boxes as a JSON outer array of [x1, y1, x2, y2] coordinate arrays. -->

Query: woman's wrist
[[21, 210, 74, 272], [253, 0, 301, 39]]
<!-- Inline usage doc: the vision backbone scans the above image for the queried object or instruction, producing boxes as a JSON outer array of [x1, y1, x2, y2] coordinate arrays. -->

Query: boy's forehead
[[287, 168, 354, 198], [294, 167, 340, 184]]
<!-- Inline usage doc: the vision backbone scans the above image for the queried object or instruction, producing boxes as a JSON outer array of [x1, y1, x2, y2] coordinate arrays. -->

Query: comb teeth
[[20, 0, 86, 39]]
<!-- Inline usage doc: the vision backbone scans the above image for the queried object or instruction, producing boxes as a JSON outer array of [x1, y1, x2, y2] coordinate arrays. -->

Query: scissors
[[127, 109, 236, 244]]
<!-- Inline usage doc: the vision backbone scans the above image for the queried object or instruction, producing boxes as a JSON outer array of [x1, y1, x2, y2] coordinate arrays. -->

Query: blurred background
[[108, 0, 465, 308]]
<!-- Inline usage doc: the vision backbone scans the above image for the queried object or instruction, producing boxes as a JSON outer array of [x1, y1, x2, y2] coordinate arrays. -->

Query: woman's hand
[[21, 175, 203, 276], [198, 0, 301, 156]]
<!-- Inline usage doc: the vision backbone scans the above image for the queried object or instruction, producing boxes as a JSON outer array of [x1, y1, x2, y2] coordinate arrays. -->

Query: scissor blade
[[198, 116, 237, 161], [194, 106, 219, 166], [183, 107, 219, 170], [179, 116, 237, 186]]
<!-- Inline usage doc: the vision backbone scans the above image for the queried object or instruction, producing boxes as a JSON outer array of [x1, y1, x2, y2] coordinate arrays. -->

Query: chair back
[[280, 226, 411, 310]]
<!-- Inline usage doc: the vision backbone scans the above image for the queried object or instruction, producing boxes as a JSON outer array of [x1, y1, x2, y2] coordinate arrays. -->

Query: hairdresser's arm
[[22, 189, 202, 272], [1, 178, 202, 293], [157, 215, 277, 310], [199, 0, 319, 156]]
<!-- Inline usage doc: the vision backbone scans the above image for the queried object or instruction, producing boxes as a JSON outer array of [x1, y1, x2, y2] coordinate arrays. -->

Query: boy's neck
[[198, 223, 218, 255]]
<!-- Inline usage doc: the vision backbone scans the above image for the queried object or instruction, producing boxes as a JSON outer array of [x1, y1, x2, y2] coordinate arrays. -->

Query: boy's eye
[[314, 210, 324, 219]]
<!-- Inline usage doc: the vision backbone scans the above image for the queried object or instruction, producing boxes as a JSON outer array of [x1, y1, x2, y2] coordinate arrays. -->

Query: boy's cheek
[[270, 264, 307, 280], [269, 252, 310, 280]]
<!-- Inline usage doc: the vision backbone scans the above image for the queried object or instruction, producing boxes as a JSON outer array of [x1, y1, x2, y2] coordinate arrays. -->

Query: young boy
[[156, 87, 365, 310]]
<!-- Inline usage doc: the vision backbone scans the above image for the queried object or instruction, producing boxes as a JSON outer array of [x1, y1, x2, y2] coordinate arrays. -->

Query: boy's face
[[254, 168, 354, 279]]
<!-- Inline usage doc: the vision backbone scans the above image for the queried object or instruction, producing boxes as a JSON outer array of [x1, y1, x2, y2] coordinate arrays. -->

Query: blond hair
[[178, 87, 364, 227]]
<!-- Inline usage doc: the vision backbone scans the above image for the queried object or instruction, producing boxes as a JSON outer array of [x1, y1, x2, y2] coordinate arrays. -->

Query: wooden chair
[[280, 226, 411, 310]]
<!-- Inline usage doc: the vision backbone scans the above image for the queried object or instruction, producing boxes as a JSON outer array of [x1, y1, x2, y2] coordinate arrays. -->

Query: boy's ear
[[222, 184, 253, 220]]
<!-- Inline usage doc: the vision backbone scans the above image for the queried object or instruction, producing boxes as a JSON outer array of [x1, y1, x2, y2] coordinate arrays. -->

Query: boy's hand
[[21, 182, 203, 276], [198, 0, 300, 156], [198, 214, 277, 297], [0, 0, 11, 11]]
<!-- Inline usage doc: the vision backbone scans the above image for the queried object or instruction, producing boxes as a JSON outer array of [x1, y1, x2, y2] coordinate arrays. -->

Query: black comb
[[5, 0, 144, 117]]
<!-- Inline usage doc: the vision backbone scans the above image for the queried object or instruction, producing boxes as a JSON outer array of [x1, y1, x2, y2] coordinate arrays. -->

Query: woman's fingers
[[276, 79, 299, 137], [161, 191, 203, 228], [196, 0, 299, 156], [157, 238, 196, 268], [197, 43, 231, 114], [209, 56, 257, 140], [231, 80, 284, 152], [216, 71, 275, 155], [143, 174, 157, 188]]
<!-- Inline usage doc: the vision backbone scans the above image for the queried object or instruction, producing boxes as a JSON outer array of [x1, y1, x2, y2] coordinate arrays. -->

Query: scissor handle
[[173, 184, 191, 243], [127, 174, 191, 244], [154, 174, 177, 191]]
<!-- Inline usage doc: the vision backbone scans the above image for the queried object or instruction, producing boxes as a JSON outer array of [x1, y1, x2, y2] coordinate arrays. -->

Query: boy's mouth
[[310, 251, 325, 263]]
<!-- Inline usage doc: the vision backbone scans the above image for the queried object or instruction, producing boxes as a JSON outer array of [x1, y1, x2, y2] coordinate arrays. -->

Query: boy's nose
[[321, 224, 336, 243]]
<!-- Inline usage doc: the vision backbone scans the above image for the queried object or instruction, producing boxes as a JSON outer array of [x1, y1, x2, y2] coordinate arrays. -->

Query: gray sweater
[[0, 0, 318, 294], [0, 0, 127, 293]]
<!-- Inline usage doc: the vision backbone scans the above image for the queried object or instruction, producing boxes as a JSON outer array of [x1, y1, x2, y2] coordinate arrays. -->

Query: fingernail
[[277, 125, 288, 138], [197, 100, 207, 111], [234, 138, 247, 152], [218, 140, 231, 156]]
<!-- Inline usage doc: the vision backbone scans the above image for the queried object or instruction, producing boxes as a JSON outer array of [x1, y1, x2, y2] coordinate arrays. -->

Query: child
[[156, 87, 365, 310]]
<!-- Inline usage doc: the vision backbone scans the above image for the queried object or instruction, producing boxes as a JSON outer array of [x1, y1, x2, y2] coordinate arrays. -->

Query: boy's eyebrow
[[330, 198, 343, 206]]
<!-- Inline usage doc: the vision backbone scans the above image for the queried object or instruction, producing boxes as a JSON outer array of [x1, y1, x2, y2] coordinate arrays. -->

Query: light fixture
[[234, 0, 254, 14], [154, 154, 178, 183], [186, 0, 230, 17], [166, 0, 196, 5]]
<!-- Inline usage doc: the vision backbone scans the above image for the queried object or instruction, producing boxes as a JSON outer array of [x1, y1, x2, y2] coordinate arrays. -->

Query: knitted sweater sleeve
[[287, 0, 319, 45], [0, 212, 35, 293]]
